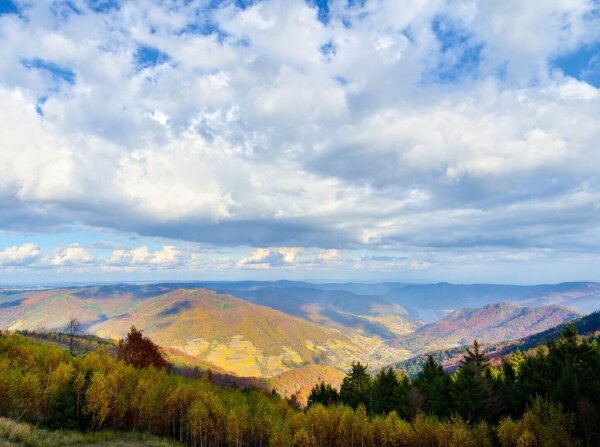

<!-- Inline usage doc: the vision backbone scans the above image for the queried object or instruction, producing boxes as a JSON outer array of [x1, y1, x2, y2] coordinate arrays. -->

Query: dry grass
[[0, 418, 180, 447]]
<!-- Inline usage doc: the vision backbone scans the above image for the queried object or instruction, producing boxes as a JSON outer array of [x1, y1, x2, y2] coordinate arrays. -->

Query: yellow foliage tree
[[84, 372, 112, 429]]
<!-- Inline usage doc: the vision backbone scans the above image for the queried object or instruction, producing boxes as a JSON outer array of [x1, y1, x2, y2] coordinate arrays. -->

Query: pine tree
[[461, 340, 489, 372], [307, 382, 339, 408], [452, 340, 496, 422], [499, 349, 525, 417], [413, 355, 452, 418], [339, 362, 372, 411], [371, 367, 408, 417]]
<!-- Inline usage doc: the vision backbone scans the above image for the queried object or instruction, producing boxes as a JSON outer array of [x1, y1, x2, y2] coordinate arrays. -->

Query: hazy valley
[[1, 281, 597, 390]]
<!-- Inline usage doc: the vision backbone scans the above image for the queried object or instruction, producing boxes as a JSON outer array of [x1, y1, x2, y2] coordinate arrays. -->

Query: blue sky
[[0, 0, 599, 284]]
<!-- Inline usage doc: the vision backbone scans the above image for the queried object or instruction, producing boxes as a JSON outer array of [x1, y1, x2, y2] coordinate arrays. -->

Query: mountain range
[[0, 281, 598, 382]]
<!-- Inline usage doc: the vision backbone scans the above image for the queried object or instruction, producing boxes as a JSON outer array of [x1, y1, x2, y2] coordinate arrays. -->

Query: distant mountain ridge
[[380, 281, 600, 321], [0, 280, 598, 379], [394, 310, 600, 376], [389, 301, 582, 354]]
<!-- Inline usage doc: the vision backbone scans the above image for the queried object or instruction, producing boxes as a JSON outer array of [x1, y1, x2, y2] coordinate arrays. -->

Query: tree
[[461, 340, 489, 372], [517, 326, 600, 444], [307, 382, 339, 408], [339, 362, 372, 411], [65, 317, 81, 355], [116, 326, 171, 370], [85, 372, 112, 429], [499, 349, 526, 417], [452, 340, 498, 422], [371, 367, 409, 417], [413, 355, 452, 418]]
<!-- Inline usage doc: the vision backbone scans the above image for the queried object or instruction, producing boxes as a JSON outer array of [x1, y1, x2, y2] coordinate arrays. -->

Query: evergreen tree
[[339, 362, 372, 411], [499, 349, 525, 417], [451, 340, 497, 422], [518, 326, 600, 444], [413, 355, 452, 418], [461, 340, 489, 372], [307, 382, 339, 408], [371, 367, 409, 417]]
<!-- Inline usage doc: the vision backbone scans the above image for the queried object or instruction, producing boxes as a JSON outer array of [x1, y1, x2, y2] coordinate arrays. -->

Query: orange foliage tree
[[116, 326, 171, 370]]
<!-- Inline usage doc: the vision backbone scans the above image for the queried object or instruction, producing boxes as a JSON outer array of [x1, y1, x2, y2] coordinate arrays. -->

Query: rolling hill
[[90, 288, 373, 377], [389, 301, 581, 354], [268, 364, 346, 406], [0, 287, 375, 377]]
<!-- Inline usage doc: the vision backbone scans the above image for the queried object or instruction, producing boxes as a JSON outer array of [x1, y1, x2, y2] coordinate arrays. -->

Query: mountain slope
[[394, 310, 600, 376], [268, 365, 346, 406], [1, 287, 370, 377], [389, 302, 581, 354], [203, 284, 419, 338], [1, 282, 597, 377]]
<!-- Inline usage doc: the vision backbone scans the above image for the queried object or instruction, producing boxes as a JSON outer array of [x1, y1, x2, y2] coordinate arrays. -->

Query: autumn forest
[[1, 320, 599, 447]]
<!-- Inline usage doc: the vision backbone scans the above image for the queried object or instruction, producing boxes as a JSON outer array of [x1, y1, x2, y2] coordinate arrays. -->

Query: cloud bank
[[0, 0, 599, 281]]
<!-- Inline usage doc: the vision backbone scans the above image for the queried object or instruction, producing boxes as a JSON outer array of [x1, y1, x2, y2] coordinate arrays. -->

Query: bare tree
[[66, 317, 81, 355]]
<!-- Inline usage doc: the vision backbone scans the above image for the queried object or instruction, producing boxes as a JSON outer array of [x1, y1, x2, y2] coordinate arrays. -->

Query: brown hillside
[[268, 364, 346, 407], [89, 288, 366, 377]]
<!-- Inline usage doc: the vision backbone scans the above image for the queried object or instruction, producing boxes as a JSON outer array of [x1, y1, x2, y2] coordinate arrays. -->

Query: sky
[[0, 0, 599, 284]]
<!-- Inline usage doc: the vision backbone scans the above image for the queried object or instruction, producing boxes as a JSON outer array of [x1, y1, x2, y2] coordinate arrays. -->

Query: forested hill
[[2, 320, 600, 446], [395, 310, 600, 376]]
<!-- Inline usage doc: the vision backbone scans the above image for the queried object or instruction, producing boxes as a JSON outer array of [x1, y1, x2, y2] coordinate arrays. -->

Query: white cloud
[[237, 247, 303, 269], [107, 245, 181, 267], [50, 246, 96, 266], [107, 246, 151, 265], [316, 249, 342, 264], [0, 0, 598, 281], [0, 243, 41, 266], [150, 245, 180, 265]]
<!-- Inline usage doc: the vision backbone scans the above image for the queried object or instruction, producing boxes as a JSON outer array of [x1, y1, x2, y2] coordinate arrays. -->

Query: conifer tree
[[413, 355, 452, 418], [339, 362, 372, 411], [307, 382, 339, 408], [371, 367, 409, 417], [452, 340, 496, 422]]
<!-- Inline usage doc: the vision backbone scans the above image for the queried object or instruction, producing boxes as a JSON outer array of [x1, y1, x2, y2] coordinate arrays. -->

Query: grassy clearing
[[0, 418, 181, 447]]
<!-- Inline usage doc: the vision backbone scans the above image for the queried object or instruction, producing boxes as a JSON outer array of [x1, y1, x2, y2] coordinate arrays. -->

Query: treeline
[[0, 327, 598, 446], [309, 327, 600, 446], [396, 310, 600, 377], [13, 329, 115, 354]]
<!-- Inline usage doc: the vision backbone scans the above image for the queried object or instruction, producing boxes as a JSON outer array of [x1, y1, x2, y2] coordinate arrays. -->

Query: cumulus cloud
[[0, 0, 598, 279], [238, 247, 303, 269], [316, 249, 342, 264], [107, 245, 181, 267], [0, 243, 41, 266], [50, 246, 96, 267]]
